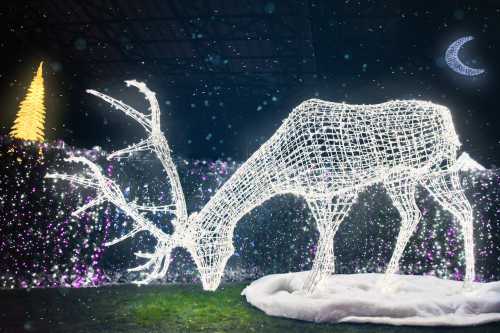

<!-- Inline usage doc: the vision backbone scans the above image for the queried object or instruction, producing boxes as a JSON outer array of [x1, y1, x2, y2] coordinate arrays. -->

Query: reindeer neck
[[197, 143, 277, 235]]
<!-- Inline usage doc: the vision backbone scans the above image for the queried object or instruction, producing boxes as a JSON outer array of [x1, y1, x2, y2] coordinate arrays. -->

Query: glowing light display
[[47, 80, 189, 285], [10, 62, 46, 142], [0, 137, 112, 288], [445, 36, 485, 77], [47, 82, 475, 293], [189, 99, 475, 292]]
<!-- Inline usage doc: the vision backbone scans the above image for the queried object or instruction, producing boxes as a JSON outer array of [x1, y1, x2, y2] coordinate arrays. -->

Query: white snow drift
[[456, 152, 486, 172], [242, 272, 500, 326]]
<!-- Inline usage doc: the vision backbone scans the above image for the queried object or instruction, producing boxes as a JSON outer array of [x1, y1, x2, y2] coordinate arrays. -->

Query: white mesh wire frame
[[190, 99, 474, 292], [47, 83, 475, 293]]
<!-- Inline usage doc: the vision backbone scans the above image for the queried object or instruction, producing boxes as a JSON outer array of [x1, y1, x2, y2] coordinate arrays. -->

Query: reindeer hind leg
[[380, 175, 421, 290], [420, 171, 475, 285]]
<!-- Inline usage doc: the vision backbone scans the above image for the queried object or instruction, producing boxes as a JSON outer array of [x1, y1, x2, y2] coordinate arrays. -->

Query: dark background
[[0, 0, 499, 165]]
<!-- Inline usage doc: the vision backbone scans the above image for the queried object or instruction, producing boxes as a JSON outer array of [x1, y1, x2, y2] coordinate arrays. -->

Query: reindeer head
[[46, 80, 232, 290], [185, 213, 235, 291]]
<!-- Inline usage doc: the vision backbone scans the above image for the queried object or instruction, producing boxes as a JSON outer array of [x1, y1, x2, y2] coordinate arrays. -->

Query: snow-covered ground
[[242, 271, 500, 326]]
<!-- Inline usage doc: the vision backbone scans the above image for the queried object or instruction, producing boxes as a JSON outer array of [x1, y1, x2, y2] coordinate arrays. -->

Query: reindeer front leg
[[304, 192, 357, 294]]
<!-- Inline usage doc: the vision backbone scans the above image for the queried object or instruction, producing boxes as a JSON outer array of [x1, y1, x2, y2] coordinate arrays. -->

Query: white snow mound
[[457, 152, 486, 172], [241, 272, 500, 326]]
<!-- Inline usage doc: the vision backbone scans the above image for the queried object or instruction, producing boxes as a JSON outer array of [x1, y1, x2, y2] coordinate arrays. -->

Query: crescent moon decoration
[[445, 36, 485, 76]]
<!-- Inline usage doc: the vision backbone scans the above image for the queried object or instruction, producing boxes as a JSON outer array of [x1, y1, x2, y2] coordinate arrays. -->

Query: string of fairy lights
[[1, 135, 500, 288]]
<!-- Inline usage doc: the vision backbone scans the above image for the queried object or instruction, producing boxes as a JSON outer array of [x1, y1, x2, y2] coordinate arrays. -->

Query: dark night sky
[[1, 1, 499, 166]]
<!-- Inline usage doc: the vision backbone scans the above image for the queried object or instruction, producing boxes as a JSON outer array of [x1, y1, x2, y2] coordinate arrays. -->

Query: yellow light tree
[[10, 61, 46, 142]]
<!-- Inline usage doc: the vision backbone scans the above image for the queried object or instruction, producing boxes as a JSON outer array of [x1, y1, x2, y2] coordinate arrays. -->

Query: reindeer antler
[[46, 81, 189, 284], [87, 80, 188, 227]]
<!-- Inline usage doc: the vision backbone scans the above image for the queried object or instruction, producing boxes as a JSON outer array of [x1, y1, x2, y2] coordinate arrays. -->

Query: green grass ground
[[1, 283, 499, 333]]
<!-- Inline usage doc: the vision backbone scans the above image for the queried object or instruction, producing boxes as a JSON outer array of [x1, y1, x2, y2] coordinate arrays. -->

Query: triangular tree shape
[[10, 61, 46, 142]]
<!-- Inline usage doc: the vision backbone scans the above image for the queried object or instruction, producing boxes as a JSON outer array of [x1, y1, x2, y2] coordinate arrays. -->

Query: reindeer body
[[271, 99, 458, 195], [192, 99, 474, 292]]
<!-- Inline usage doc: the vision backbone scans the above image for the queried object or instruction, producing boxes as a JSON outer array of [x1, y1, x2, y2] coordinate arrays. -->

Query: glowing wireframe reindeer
[[47, 82, 475, 293]]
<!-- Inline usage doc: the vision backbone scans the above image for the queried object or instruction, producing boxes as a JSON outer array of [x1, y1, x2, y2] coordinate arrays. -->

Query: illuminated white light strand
[[47, 82, 475, 293]]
